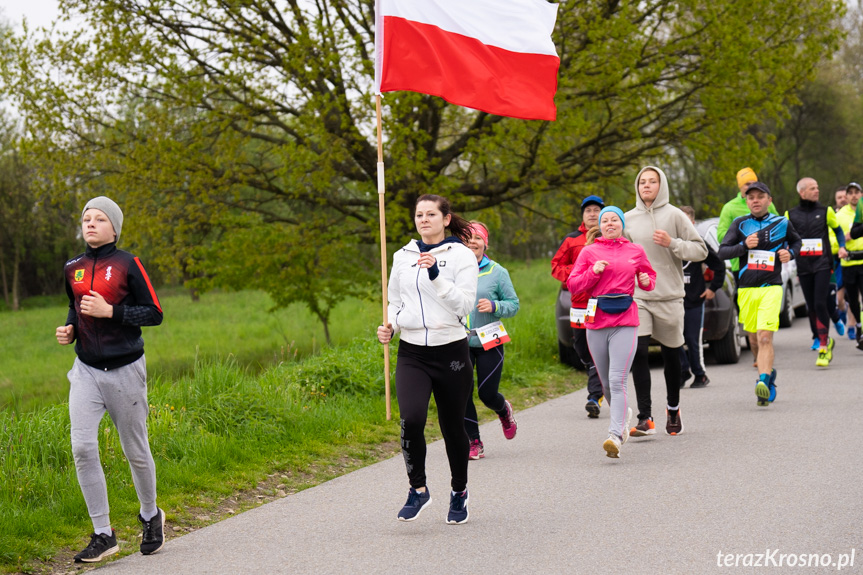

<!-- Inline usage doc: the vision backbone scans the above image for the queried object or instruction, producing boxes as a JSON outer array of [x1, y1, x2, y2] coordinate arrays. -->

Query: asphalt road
[[98, 319, 863, 574]]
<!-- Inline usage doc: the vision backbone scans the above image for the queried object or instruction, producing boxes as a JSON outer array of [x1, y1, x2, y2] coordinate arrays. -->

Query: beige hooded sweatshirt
[[624, 166, 707, 302]]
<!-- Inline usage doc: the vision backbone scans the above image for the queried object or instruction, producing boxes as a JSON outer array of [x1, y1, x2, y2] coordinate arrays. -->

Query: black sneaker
[[680, 369, 692, 388], [585, 399, 600, 418], [74, 530, 119, 563], [138, 508, 165, 555], [398, 487, 432, 521], [446, 490, 469, 525], [690, 374, 710, 388]]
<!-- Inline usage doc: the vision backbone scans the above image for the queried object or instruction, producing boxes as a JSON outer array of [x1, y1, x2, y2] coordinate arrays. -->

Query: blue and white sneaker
[[446, 490, 469, 525], [835, 319, 846, 337], [849, 325, 857, 341], [810, 339, 820, 351], [398, 487, 431, 521]]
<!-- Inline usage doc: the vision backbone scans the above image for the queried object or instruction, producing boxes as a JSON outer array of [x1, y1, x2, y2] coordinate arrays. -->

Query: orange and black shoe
[[666, 409, 683, 435], [630, 416, 655, 437]]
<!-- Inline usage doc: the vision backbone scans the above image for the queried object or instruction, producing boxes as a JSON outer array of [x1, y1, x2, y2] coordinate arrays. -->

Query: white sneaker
[[603, 434, 621, 458], [622, 407, 633, 445]]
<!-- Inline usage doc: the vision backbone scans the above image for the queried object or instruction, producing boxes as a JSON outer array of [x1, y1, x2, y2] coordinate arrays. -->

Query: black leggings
[[631, 335, 681, 420], [843, 264, 863, 329], [396, 339, 473, 492], [799, 270, 832, 345], [464, 346, 507, 441]]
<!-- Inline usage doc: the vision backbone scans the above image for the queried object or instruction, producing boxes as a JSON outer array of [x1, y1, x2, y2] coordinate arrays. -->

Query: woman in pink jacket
[[567, 206, 656, 458]]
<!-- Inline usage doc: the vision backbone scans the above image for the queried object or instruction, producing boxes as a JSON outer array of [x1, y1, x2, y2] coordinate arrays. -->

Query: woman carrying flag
[[377, 194, 478, 524]]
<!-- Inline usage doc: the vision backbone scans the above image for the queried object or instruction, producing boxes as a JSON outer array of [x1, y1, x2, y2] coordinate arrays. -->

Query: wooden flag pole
[[376, 94, 392, 420]]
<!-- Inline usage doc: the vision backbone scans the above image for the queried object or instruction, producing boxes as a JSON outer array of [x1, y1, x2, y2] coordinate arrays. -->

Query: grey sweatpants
[[68, 356, 156, 531], [586, 326, 637, 440]]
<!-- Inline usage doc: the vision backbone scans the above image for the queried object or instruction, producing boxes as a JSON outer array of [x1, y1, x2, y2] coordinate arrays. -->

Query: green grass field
[[0, 289, 380, 412], [0, 259, 584, 573]]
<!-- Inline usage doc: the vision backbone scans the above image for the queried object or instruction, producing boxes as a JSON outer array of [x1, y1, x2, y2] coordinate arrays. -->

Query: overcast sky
[[2, 0, 60, 31]]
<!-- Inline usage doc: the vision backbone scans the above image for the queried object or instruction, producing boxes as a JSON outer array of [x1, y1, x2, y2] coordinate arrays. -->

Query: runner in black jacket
[[786, 177, 847, 366], [679, 206, 726, 388], [57, 197, 165, 563], [64, 245, 164, 369]]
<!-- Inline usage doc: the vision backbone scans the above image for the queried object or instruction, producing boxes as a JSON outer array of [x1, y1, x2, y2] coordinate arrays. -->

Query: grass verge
[[1, 259, 585, 574]]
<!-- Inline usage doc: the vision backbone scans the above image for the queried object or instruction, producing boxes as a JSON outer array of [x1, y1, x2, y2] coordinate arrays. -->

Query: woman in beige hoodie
[[624, 166, 707, 437]]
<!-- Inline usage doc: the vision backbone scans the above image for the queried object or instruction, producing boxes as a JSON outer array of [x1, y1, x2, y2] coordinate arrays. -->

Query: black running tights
[[799, 269, 831, 345], [631, 335, 681, 421], [396, 339, 473, 492], [464, 346, 507, 441], [843, 264, 863, 330]]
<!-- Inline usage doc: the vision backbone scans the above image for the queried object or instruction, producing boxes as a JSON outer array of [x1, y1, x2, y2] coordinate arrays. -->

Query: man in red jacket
[[552, 195, 605, 417]]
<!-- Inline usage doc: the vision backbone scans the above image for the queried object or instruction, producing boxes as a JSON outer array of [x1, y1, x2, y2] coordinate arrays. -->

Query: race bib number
[[748, 249, 775, 271], [586, 299, 598, 323], [570, 308, 587, 329], [800, 238, 823, 256], [476, 321, 511, 350]]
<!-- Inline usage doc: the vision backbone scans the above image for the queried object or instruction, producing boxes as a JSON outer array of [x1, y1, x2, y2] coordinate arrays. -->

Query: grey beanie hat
[[82, 196, 123, 244]]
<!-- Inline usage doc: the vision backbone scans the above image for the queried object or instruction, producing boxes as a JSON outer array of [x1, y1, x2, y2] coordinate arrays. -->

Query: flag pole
[[376, 94, 392, 421]]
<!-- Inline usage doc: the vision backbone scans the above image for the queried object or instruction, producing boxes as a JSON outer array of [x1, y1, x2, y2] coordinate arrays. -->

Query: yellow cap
[[736, 167, 757, 189]]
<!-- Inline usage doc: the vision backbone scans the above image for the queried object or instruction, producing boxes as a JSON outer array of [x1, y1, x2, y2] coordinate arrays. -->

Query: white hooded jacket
[[625, 166, 708, 301], [388, 237, 478, 346]]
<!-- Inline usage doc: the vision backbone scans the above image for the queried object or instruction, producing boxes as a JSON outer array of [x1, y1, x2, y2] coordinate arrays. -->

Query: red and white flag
[[374, 0, 560, 121]]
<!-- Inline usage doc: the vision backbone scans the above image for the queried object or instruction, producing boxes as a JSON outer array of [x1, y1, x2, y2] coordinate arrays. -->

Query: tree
[[1, 0, 844, 313], [0, 116, 80, 309]]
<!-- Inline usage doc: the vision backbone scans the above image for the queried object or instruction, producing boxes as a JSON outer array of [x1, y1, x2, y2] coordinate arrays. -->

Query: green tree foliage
[[756, 5, 863, 202], [0, 118, 80, 309], [1, 0, 843, 314]]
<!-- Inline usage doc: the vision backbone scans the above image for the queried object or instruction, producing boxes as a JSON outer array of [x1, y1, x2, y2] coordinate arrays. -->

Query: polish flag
[[374, 0, 560, 121]]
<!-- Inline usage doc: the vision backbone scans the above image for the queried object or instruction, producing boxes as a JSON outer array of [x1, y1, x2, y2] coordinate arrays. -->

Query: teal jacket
[[717, 194, 779, 271], [466, 257, 519, 348]]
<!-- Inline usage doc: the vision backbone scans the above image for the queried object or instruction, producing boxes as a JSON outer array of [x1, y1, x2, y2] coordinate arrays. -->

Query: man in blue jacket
[[718, 182, 802, 406]]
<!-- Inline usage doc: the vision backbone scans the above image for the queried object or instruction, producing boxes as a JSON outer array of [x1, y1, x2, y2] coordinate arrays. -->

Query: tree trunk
[[320, 315, 331, 346], [11, 241, 21, 311], [0, 249, 9, 308]]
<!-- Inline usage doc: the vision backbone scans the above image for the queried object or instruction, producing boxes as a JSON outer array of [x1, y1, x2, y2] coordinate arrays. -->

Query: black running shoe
[[585, 399, 600, 418], [74, 531, 119, 563], [139, 508, 165, 555], [691, 374, 710, 388], [446, 490, 469, 525], [680, 369, 692, 388], [398, 487, 432, 521]]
